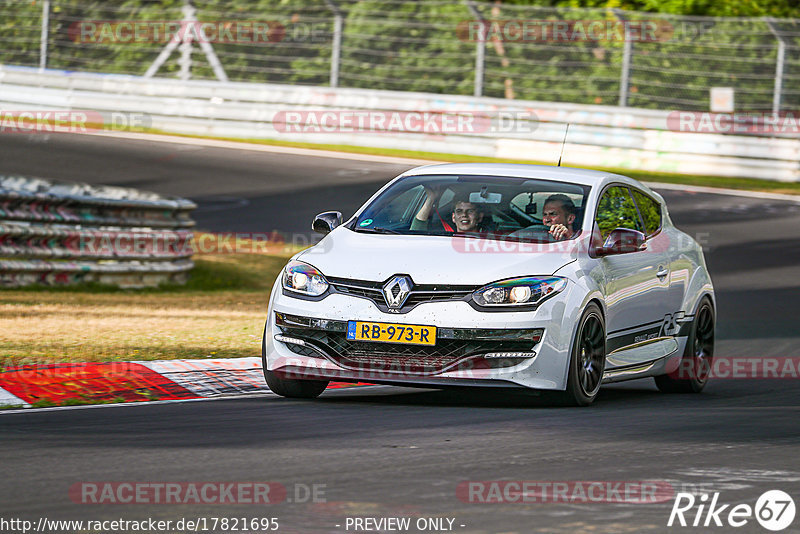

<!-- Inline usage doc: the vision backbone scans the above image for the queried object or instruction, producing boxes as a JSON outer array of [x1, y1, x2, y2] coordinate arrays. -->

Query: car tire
[[262, 324, 329, 399], [264, 368, 329, 399], [560, 302, 606, 406], [654, 297, 714, 394]]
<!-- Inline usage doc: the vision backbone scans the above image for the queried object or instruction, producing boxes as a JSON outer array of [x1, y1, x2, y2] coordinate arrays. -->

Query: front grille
[[331, 282, 383, 301], [404, 289, 474, 306], [327, 276, 477, 313], [280, 326, 534, 375]]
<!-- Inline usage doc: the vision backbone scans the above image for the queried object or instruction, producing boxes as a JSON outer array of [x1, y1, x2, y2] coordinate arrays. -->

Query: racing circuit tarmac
[[1, 133, 800, 533]]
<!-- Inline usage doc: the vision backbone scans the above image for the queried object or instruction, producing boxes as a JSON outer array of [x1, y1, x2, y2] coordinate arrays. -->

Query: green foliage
[[332, 1, 475, 93], [181, 254, 285, 292], [501, 0, 799, 17], [0, 0, 42, 67], [30, 398, 57, 408], [477, 4, 625, 104], [190, 0, 336, 83], [1, 1, 797, 110]]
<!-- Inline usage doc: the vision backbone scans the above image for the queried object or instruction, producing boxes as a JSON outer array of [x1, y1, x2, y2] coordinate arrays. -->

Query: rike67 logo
[[668, 490, 796, 531]]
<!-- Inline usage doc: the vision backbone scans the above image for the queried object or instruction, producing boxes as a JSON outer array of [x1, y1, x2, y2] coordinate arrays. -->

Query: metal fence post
[[39, 0, 50, 71], [178, 1, 196, 80], [615, 10, 632, 107], [765, 18, 787, 114], [324, 0, 343, 88], [474, 29, 485, 98], [465, 2, 485, 98]]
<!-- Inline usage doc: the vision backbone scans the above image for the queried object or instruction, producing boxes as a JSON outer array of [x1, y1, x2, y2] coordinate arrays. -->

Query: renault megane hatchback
[[262, 163, 715, 406]]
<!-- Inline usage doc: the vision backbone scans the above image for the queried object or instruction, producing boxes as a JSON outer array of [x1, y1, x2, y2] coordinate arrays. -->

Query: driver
[[543, 194, 579, 241]]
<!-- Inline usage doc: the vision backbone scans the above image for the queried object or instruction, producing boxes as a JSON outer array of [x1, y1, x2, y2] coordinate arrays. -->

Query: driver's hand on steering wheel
[[548, 223, 570, 241]]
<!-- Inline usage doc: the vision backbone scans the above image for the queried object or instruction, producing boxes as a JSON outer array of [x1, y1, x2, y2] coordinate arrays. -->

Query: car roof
[[398, 163, 651, 192]]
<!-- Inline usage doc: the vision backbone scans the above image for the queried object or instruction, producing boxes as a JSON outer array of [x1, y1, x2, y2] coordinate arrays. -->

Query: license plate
[[347, 321, 436, 346]]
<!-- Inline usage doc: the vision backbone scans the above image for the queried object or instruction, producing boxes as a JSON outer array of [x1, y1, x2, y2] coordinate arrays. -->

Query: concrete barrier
[[0, 65, 798, 181], [0, 174, 195, 288]]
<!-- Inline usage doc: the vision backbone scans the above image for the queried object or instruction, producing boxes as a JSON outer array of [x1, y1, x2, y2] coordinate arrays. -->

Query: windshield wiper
[[354, 227, 402, 234]]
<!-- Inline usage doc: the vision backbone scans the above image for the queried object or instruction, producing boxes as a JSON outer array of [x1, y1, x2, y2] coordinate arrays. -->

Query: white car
[[262, 163, 715, 405]]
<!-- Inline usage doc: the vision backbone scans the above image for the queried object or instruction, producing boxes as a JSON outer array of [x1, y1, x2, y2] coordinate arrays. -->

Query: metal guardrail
[[0, 66, 798, 181], [0, 175, 196, 288]]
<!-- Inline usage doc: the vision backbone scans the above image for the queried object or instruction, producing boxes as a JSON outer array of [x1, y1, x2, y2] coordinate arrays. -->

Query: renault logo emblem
[[383, 275, 412, 308]]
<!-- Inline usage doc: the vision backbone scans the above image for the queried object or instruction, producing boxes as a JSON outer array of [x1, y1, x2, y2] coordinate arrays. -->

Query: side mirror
[[312, 211, 343, 235], [596, 228, 646, 257]]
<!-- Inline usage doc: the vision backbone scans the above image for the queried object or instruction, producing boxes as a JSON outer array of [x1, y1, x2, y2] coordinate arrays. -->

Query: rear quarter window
[[631, 190, 662, 236], [595, 186, 644, 239]]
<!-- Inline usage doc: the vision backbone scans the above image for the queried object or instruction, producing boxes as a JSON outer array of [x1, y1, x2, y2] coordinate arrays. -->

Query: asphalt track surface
[[2, 133, 800, 533]]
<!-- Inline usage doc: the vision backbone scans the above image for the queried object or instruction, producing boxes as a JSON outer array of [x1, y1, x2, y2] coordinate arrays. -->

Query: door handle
[[656, 266, 669, 280]]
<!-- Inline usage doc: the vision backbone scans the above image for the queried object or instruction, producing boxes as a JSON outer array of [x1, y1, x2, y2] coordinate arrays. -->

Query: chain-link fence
[[1, 0, 798, 112]]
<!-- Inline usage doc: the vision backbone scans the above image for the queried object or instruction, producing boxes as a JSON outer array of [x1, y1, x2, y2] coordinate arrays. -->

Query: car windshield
[[351, 174, 591, 242]]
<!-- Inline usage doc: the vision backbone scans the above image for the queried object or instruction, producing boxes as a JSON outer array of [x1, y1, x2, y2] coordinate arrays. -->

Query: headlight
[[281, 260, 329, 297], [472, 276, 566, 307]]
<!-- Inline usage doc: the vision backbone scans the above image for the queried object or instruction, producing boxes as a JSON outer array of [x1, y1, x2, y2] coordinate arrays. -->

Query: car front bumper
[[264, 288, 576, 391]]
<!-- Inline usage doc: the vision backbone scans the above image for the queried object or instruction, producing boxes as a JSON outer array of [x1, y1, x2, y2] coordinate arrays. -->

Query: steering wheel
[[507, 223, 555, 241]]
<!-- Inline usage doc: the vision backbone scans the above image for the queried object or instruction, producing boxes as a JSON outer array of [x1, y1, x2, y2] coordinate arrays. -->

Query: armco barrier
[[0, 65, 798, 181], [0, 175, 195, 288]]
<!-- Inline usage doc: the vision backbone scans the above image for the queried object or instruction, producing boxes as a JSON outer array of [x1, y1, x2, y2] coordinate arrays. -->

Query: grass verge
[[0, 252, 289, 369]]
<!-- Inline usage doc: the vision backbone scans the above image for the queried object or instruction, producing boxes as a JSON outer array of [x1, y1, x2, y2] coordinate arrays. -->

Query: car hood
[[297, 228, 579, 285]]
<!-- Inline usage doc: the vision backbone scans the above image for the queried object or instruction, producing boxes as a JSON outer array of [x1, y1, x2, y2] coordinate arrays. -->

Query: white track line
[[0, 386, 385, 415], [0, 393, 274, 415], [79, 130, 436, 165], [79, 131, 800, 203], [644, 181, 800, 203]]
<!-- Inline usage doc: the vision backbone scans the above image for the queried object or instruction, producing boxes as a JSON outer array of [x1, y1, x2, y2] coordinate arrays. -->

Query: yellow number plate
[[347, 321, 436, 346]]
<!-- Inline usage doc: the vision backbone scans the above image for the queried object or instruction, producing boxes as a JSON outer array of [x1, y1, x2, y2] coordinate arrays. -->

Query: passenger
[[543, 194, 579, 241], [412, 189, 485, 233], [450, 197, 484, 233]]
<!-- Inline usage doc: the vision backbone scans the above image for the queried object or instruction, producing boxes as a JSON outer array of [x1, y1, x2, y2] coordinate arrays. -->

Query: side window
[[595, 186, 643, 240], [631, 190, 662, 236]]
